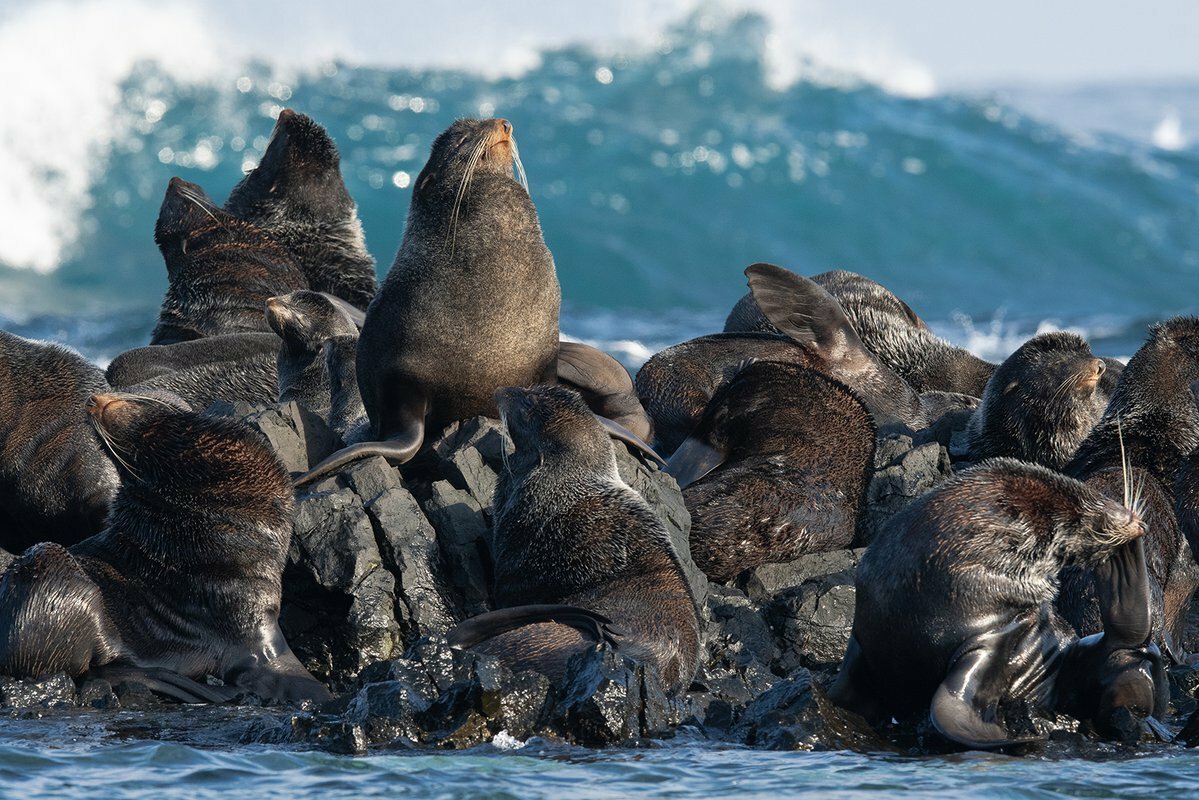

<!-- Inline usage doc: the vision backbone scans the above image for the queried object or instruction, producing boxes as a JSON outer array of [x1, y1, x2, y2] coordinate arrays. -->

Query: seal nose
[[86, 393, 123, 421], [497, 119, 513, 138]]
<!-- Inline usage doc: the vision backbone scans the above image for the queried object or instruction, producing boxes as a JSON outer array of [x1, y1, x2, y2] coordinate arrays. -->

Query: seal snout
[[86, 393, 129, 428]]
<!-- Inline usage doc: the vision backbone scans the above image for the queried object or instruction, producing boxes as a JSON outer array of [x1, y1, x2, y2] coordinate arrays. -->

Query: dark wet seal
[[1059, 317, 1199, 653], [726, 268, 995, 396], [666, 361, 875, 583], [0, 392, 330, 704], [0, 331, 119, 552], [447, 385, 699, 695], [226, 109, 378, 311], [151, 177, 308, 345], [294, 118, 560, 485], [964, 331, 1110, 470], [829, 459, 1166, 749]]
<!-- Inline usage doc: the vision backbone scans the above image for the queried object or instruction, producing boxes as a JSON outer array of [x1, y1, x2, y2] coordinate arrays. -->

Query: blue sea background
[[1, 0, 1198, 796]]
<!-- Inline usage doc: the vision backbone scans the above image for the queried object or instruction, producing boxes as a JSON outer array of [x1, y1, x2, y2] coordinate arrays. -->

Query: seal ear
[[930, 641, 1042, 749], [317, 292, 366, 328], [744, 263, 871, 373]]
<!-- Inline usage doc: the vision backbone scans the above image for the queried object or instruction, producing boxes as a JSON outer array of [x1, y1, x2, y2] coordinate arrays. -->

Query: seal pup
[[151, 177, 307, 344], [0, 392, 330, 703], [295, 118, 560, 484], [828, 459, 1162, 748], [265, 290, 360, 418], [963, 332, 1110, 470], [726, 269, 995, 396], [323, 334, 367, 443], [667, 361, 875, 583], [225, 109, 377, 311], [448, 385, 699, 694], [0, 332, 119, 552], [637, 264, 961, 454], [1059, 317, 1199, 649]]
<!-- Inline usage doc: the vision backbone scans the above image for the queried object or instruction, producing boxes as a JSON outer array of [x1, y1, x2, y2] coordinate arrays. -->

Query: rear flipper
[[557, 341, 655, 443], [88, 665, 239, 704], [222, 627, 332, 703], [826, 635, 888, 724], [448, 604, 621, 651], [931, 643, 1045, 750]]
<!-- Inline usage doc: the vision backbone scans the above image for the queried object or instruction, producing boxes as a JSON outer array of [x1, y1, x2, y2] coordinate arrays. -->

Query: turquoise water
[[2, 4, 1199, 796]]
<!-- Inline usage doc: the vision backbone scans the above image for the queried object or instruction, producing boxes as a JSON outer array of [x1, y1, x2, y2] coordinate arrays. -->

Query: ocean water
[[2, 1, 1199, 796]]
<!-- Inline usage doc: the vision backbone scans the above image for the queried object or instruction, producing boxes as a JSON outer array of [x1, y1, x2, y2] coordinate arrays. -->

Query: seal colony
[[0, 107, 1198, 756]]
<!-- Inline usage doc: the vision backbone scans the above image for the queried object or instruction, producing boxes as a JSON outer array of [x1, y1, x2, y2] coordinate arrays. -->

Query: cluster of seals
[[225, 109, 377, 311], [151, 177, 307, 345], [0, 332, 119, 553], [0, 392, 329, 702], [829, 460, 1164, 747], [666, 361, 875, 583], [726, 268, 996, 395], [449, 385, 700, 694]]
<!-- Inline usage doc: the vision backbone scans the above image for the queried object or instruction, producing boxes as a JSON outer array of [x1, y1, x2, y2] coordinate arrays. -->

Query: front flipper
[[448, 604, 622, 651], [931, 639, 1046, 749], [1095, 538, 1152, 651], [89, 665, 238, 704], [318, 292, 366, 328], [665, 434, 726, 489], [594, 415, 665, 467]]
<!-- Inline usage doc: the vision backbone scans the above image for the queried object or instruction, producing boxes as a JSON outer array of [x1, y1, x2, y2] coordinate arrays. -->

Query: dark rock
[[207, 400, 340, 473], [431, 417, 511, 508], [422, 481, 492, 618], [1169, 664, 1199, 717], [861, 434, 952, 545], [78, 679, 119, 709], [734, 671, 887, 751], [343, 680, 430, 746], [340, 456, 403, 505], [285, 484, 403, 685], [548, 646, 647, 746], [280, 715, 368, 755], [739, 549, 862, 604], [0, 673, 77, 708], [112, 679, 160, 708]]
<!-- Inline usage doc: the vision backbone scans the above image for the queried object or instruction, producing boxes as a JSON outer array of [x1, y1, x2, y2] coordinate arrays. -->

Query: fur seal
[[295, 118, 560, 483], [225, 109, 377, 311], [963, 332, 1110, 470], [0, 392, 330, 703], [107, 332, 281, 388], [829, 459, 1164, 747], [0, 332, 119, 552], [637, 264, 961, 454], [1059, 317, 1199, 650], [265, 290, 359, 418], [323, 334, 367, 442], [726, 269, 995, 396], [449, 385, 699, 694], [151, 177, 307, 345], [666, 361, 875, 582]]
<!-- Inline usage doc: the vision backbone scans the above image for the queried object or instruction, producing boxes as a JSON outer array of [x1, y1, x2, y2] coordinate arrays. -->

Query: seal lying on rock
[[726, 269, 996, 396], [295, 118, 560, 483], [963, 332, 1110, 470], [225, 109, 377, 311], [448, 385, 700, 695], [151, 177, 307, 345], [829, 459, 1165, 748], [667, 361, 875, 583], [638, 264, 967, 454], [0, 332, 119, 552], [0, 392, 330, 703]]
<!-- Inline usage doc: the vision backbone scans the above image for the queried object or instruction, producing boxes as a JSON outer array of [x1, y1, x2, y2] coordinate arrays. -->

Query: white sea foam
[[0, 0, 230, 272], [1152, 108, 1187, 151], [0, 0, 939, 274]]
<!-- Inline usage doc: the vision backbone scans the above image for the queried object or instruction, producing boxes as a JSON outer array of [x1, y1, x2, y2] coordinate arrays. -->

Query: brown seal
[[726, 268, 995, 395], [151, 177, 307, 345], [829, 459, 1164, 747], [225, 109, 377, 311], [963, 331, 1110, 470], [0, 331, 119, 552], [666, 361, 875, 582], [0, 392, 329, 703], [295, 118, 560, 484], [448, 385, 699, 694], [1059, 316, 1199, 653]]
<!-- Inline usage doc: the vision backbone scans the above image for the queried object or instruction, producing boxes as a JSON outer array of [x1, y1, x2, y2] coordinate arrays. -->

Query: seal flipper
[[594, 415, 665, 467], [1095, 538, 1153, 650], [930, 643, 1041, 749], [448, 604, 622, 651], [665, 434, 725, 488], [557, 341, 654, 443], [293, 384, 428, 486], [744, 263, 872, 372], [88, 665, 238, 704], [317, 292, 366, 328]]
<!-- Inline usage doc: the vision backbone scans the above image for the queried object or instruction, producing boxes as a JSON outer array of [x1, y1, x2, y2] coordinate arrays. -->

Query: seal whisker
[[511, 138, 529, 191], [446, 137, 488, 256]]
